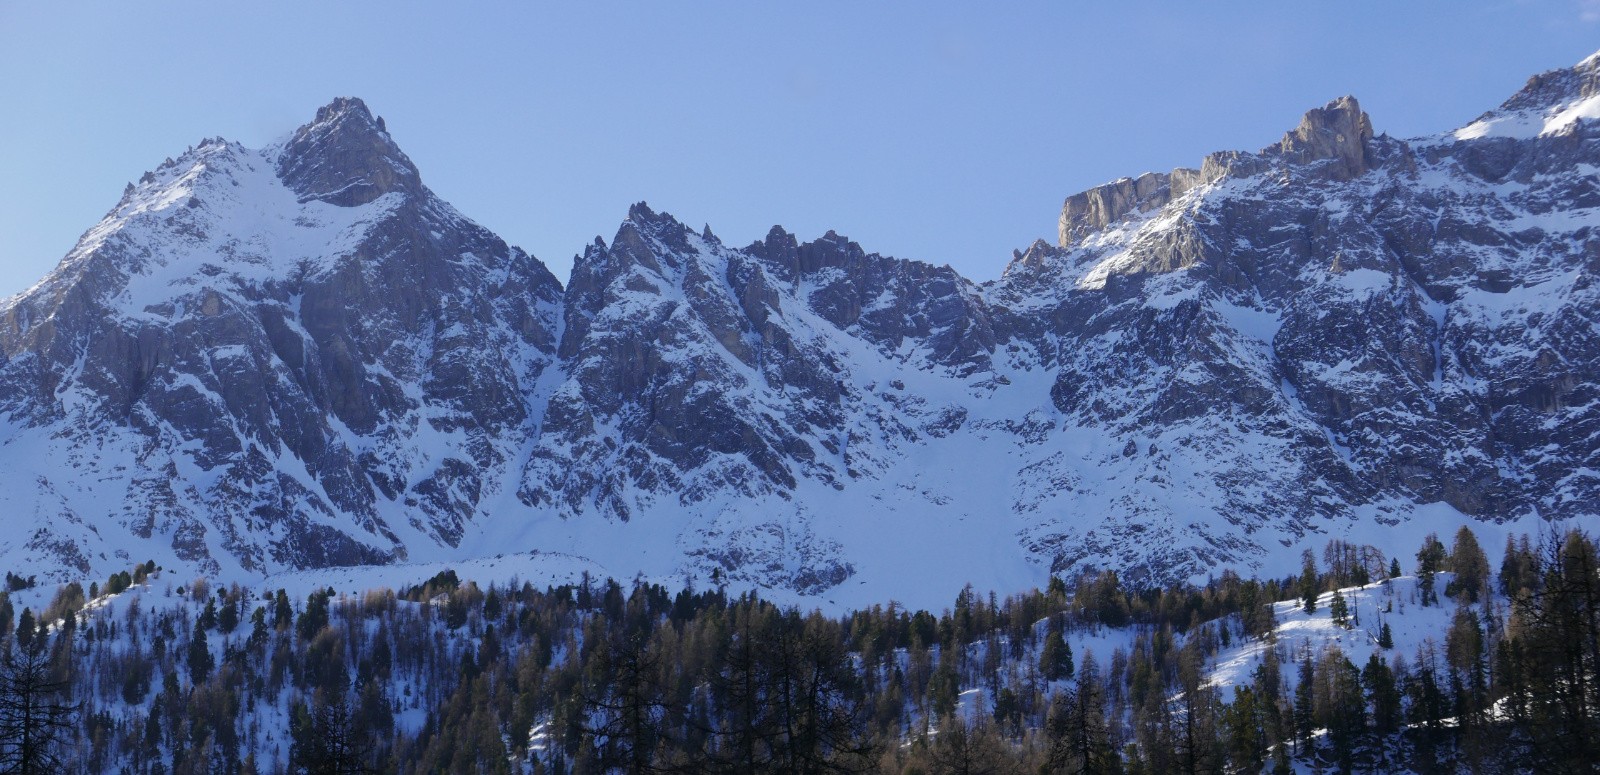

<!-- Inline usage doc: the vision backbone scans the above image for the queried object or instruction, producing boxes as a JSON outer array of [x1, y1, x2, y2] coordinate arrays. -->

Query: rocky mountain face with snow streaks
[[2, 55, 1597, 605]]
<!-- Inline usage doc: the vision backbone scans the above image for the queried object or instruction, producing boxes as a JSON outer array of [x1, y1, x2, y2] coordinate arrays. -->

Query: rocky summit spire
[[1269, 95, 1374, 180], [274, 96, 421, 206]]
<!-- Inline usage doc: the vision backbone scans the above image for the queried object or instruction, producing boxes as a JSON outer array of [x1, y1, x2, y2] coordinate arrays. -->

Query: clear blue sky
[[1, 2, 1596, 294]]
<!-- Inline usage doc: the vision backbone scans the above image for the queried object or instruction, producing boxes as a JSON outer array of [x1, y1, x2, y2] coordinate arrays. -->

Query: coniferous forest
[[2, 527, 1598, 774]]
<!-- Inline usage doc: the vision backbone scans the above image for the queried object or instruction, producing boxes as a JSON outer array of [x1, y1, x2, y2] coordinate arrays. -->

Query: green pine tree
[[1040, 625, 1074, 681], [187, 620, 214, 684], [199, 598, 218, 631], [1300, 550, 1319, 614], [1293, 658, 1316, 752]]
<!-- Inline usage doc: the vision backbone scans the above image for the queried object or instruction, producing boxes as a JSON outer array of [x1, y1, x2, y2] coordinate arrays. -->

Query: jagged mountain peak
[[564, 209, 690, 286], [1501, 48, 1600, 113], [274, 96, 420, 207], [311, 96, 382, 128], [1455, 49, 1600, 141], [1268, 95, 1375, 179], [757, 223, 795, 244], [624, 200, 659, 222], [743, 225, 800, 278], [574, 202, 699, 283], [1000, 238, 1060, 279], [625, 200, 699, 242]]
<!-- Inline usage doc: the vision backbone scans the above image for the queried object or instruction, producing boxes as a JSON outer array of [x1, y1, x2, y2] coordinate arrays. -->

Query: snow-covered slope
[[2, 50, 1599, 611], [1208, 573, 1475, 699]]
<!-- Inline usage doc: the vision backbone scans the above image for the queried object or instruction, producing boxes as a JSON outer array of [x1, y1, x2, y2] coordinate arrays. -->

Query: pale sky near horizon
[[1, 2, 1597, 295]]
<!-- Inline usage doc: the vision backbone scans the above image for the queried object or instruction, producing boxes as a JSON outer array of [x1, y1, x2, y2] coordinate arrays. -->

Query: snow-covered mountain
[[3, 52, 1598, 609], [0, 99, 563, 578]]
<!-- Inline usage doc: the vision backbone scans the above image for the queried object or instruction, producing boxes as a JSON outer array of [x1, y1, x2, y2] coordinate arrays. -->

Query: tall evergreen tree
[[1500, 535, 1536, 598], [1329, 589, 1349, 627], [1300, 551, 1320, 614], [1047, 650, 1113, 774], [1446, 608, 1488, 726], [1363, 653, 1401, 738], [218, 595, 240, 633], [1222, 686, 1265, 774], [1448, 526, 1491, 604], [1040, 624, 1073, 682], [198, 598, 218, 631], [1416, 534, 1446, 608], [12, 611, 33, 654], [1293, 658, 1315, 754], [1324, 654, 1365, 773], [187, 620, 214, 685], [273, 589, 294, 631]]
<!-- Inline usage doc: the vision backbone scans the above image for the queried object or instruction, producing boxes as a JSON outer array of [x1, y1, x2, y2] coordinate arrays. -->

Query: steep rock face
[[1059, 172, 1178, 249], [275, 97, 422, 206], [744, 226, 997, 375], [519, 205, 996, 592], [1269, 95, 1375, 180], [528, 204, 846, 518], [1003, 54, 1600, 584], [1056, 96, 1374, 248]]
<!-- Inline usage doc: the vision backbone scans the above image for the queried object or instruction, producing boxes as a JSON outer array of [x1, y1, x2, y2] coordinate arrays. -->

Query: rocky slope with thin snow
[[1, 54, 1597, 608]]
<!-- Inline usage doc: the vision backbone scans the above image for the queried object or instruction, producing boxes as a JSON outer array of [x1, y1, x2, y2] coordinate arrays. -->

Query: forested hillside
[[2, 525, 1596, 773]]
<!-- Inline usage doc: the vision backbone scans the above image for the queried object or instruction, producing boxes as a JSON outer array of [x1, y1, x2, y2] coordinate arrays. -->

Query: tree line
[[0, 526, 1595, 773]]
